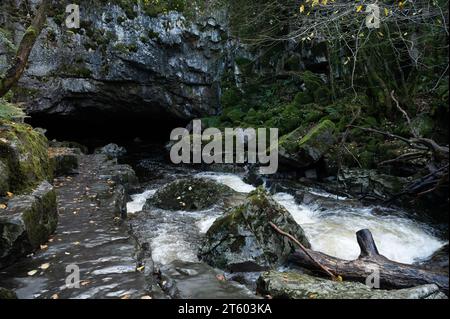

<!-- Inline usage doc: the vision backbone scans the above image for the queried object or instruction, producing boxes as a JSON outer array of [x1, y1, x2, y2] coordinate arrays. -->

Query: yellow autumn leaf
[[27, 270, 38, 276], [311, 0, 319, 7], [384, 7, 389, 16], [51, 294, 59, 300], [136, 265, 145, 272], [0, 204, 6, 209], [300, 4, 305, 13], [322, 0, 328, 5], [40, 263, 50, 270], [6, 192, 13, 198], [356, 5, 363, 13]]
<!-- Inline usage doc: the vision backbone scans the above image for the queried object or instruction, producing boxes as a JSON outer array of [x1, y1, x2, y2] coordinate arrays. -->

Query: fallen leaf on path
[[27, 270, 38, 276], [51, 294, 59, 299], [141, 295, 152, 299], [136, 266, 145, 272], [40, 245, 48, 250], [0, 204, 7, 209], [40, 263, 50, 270], [6, 192, 14, 198], [120, 294, 131, 300]]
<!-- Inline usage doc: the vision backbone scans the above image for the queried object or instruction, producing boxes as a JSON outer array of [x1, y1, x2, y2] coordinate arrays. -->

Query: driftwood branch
[[289, 229, 449, 293], [269, 222, 338, 280]]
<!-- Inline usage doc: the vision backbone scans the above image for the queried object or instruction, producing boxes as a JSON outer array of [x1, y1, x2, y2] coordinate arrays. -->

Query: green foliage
[[0, 100, 26, 121]]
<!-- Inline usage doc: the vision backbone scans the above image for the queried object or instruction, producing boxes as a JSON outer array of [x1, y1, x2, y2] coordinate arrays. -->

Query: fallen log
[[289, 229, 449, 294]]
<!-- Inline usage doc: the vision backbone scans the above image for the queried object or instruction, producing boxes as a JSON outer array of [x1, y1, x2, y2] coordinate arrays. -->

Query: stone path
[[0, 155, 148, 299]]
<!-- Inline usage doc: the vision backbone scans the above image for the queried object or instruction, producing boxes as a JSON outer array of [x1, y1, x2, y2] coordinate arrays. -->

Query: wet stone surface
[[0, 155, 148, 299]]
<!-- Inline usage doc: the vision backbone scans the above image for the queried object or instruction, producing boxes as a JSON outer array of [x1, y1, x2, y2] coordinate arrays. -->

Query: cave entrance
[[26, 108, 189, 153]]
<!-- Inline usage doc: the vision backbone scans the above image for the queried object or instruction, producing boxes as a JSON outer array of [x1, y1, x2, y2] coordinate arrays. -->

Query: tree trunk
[[289, 229, 449, 294], [0, 0, 51, 98]]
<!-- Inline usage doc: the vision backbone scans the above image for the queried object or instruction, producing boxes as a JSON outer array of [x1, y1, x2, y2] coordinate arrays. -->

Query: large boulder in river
[[257, 271, 448, 299], [0, 181, 57, 269], [278, 120, 336, 168], [199, 188, 310, 272], [144, 178, 236, 211]]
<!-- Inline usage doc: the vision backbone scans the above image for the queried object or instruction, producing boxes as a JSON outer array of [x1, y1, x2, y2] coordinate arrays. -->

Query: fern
[[0, 99, 26, 121]]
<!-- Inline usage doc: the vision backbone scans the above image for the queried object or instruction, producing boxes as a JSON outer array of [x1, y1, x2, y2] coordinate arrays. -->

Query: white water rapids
[[127, 172, 447, 265]]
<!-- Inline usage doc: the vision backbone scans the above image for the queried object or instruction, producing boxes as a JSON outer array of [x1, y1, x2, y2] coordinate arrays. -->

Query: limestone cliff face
[[2, 1, 232, 121]]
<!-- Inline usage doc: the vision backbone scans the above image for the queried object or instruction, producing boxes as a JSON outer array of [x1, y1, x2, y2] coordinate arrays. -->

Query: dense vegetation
[[202, 0, 449, 174]]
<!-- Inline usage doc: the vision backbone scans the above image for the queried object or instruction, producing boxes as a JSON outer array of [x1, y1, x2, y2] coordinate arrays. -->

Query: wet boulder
[[48, 147, 80, 177], [144, 178, 236, 211], [199, 188, 310, 272], [95, 143, 127, 160], [0, 181, 57, 268], [278, 120, 336, 168], [257, 271, 448, 299]]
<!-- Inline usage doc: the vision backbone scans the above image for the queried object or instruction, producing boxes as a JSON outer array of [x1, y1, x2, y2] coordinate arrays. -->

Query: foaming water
[[129, 172, 446, 267], [149, 208, 223, 265], [150, 226, 199, 265], [195, 172, 256, 193], [126, 189, 157, 213], [273, 192, 447, 264]]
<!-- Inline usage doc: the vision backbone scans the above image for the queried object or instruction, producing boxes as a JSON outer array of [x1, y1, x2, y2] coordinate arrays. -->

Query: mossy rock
[[144, 178, 236, 211], [0, 181, 57, 269], [0, 120, 53, 195], [199, 188, 310, 272], [279, 120, 337, 168]]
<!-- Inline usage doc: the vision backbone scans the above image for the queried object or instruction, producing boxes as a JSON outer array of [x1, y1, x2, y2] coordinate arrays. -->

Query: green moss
[[25, 26, 38, 38], [22, 188, 57, 247], [0, 100, 26, 121], [299, 120, 335, 146], [0, 121, 53, 194], [293, 92, 314, 106], [114, 42, 138, 54]]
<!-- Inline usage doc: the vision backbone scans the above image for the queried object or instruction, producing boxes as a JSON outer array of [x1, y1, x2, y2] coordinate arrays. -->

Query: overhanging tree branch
[[0, 0, 51, 98]]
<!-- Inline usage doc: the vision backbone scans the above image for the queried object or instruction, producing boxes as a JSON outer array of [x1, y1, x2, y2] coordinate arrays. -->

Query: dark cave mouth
[[27, 109, 189, 152]]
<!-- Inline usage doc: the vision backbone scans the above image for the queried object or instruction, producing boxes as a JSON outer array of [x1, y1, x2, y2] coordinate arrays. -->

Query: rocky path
[[0, 155, 148, 299]]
